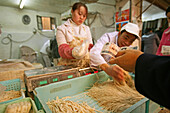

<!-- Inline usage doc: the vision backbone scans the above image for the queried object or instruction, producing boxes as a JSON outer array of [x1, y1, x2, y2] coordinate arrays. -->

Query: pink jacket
[[156, 27, 170, 56]]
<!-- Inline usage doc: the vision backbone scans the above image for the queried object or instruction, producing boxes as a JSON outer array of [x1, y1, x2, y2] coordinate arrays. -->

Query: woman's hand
[[72, 40, 89, 59], [100, 63, 125, 84]]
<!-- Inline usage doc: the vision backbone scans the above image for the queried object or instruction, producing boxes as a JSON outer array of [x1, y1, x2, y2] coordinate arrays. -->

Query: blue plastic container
[[34, 71, 160, 113], [0, 78, 25, 104]]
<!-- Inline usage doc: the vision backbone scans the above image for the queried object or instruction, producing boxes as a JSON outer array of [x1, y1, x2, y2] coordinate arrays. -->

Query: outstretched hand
[[72, 40, 89, 59], [100, 63, 126, 84], [109, 50, 143, 73]]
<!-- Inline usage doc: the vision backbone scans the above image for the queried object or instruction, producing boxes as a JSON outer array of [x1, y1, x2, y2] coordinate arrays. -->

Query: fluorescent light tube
[[20, 0, 26, 9]]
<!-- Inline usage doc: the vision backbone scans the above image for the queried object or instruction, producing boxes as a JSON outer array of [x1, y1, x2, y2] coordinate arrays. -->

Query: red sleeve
[[58, 44, 74, 59], [88, 44, 93, 51]]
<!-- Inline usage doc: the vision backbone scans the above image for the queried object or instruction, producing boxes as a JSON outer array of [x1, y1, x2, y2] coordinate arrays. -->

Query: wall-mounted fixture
[[19, 0, 26, 9], [22, 15, 31, 25]]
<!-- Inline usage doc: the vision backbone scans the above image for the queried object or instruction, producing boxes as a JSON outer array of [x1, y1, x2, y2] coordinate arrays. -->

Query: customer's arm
[[110, 50, 170, 109], [135, 53, 170, 109]]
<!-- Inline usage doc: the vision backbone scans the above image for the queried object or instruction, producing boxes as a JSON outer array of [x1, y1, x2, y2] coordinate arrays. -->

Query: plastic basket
[[0, 97, 38, 113], [0, 78, 25, 104], [34, 71, 160, 113]]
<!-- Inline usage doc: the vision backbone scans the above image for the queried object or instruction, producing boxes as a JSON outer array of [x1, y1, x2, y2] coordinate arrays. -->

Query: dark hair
[[145, 28, 152, 34], [120, 29, 126, 34], [72, 2, 88, 16], [166, 6, 170, 16]]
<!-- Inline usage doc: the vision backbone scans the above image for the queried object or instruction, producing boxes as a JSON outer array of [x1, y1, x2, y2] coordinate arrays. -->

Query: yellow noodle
[[0, 90, 21, 102], [87, 79, 144, 112], [47, 96, 102, 113]]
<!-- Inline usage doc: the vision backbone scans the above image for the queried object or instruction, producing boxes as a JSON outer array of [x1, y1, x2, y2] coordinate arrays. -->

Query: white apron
[[57, 20, 90, 68]]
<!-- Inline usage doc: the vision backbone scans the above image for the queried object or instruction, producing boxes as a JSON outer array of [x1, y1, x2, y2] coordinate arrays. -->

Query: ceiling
[[0, 0, 78, 14], [0, 0, 116, 14], [0, 0, 169, 14], [145, 0, 170, 11]]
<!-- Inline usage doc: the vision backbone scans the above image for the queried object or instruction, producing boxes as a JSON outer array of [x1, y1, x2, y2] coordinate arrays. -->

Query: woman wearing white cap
[[90, 22, 140, 82]]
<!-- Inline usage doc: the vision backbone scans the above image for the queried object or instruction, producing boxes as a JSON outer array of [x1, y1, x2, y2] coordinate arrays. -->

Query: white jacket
[[90, 31, 119, 66], [56, 19, 93, 46]]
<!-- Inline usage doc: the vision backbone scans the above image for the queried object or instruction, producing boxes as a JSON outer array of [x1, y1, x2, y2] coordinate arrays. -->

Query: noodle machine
[[25, 65, 99, 92]]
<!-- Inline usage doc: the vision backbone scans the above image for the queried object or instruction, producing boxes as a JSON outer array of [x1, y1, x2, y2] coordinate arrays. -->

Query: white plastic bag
[[72, 40, 89, 59]]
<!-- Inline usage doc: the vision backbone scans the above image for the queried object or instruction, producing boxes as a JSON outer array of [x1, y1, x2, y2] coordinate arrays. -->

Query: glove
[[100, 63, 125, 84], [58, 44, 74, 59], [72, 40, 89, 59], [109, 50, 143, 73]]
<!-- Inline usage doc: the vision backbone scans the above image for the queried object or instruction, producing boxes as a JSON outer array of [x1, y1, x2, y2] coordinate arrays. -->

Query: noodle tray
[[0, 79, 25, 104], [33, 71, 160, 113], [0, 97, 40, 113]]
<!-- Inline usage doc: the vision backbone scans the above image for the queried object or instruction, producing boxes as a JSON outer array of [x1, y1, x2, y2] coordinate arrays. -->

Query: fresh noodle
[[87, 76, 144, 112], [0, 90, 21, 102], [47, 96, 102, 113]]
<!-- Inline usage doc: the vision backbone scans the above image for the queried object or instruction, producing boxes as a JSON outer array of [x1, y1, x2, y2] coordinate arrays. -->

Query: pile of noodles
[[87, 72, 144, 112]]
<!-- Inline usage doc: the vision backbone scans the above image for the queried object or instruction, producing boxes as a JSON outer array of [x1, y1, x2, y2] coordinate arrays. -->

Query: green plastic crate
[[34, 71, 160, 113], [0, 97, 38, 113], [0, 78, 26, 104]]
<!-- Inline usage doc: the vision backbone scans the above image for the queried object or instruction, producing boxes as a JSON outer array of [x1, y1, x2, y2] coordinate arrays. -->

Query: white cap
[[120, 22, 140, 39]]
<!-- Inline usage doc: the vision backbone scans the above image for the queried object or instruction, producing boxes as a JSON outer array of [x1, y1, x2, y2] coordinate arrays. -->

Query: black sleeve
[[135, 54, 170, 109]]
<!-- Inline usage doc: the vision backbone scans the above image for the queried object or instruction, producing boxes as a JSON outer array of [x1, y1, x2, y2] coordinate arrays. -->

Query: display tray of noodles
[[34, 71, 160, 113], [0, 78, 25, 104], [0, 97, 38, 113]]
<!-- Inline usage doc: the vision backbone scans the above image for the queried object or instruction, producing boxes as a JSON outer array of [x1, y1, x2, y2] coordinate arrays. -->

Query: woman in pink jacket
[[56, 2, 93, 67], [156, 6, 170, 56]]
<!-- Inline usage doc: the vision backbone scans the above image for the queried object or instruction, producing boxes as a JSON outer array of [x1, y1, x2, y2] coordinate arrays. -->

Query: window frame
[[37, 15, 57, 31]]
